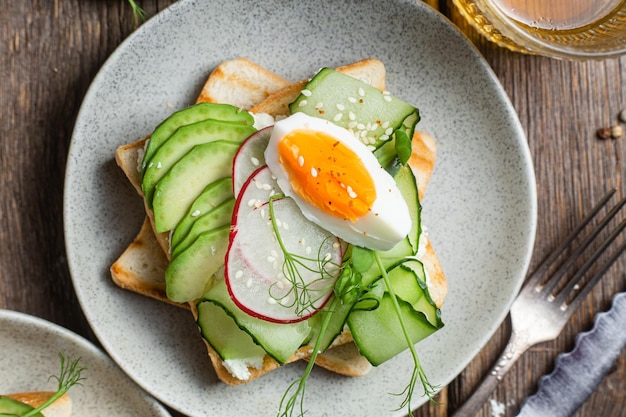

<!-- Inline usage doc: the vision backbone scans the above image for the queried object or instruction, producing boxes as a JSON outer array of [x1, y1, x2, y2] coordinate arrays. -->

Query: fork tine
[[524, 190, 618, 291], [553, 215, 626, 310], [541, 193, 626, 295]]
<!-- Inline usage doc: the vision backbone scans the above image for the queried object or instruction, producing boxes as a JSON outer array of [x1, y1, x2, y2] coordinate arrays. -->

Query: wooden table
[[1, 1, 624, 416]]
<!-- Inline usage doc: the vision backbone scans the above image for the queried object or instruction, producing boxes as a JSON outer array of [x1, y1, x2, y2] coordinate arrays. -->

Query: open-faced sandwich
[[111, 57, 447, 414]]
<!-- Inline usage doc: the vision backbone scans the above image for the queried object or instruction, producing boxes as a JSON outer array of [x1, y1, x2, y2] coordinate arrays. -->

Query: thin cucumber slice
[[347, 292, 439, 366], [142, 119, 255, 205], [152, 140, 240, 233], [201, 280, 311, 364], [359, 165, 421, 286], [170, 178, 234, 250], [170, 198, 235, 258], [289, 68, 419, 151], [142, 102, 254, 172], [165, 225, 230, 303], [196, 300, 266, 361], [398, 260, 443, 328]]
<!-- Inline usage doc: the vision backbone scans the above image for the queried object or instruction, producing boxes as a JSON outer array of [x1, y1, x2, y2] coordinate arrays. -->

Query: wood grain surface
[[1, 1, 624, 416]]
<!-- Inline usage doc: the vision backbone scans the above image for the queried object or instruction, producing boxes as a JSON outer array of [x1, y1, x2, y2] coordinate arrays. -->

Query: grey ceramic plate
[[0, 310, 170, 416], [64, 0, 537, 415]]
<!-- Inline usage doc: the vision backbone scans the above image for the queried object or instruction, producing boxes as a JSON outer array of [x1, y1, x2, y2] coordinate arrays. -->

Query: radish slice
[[232, 126, 273, 197], [226, 166, 342, 323]]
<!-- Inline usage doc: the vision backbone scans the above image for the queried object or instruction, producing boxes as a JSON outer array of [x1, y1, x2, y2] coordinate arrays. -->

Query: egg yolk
[[277, 129, 376, 222]]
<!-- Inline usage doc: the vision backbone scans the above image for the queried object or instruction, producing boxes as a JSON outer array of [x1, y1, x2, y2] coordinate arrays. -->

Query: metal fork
[[452, 189, 626, 417]]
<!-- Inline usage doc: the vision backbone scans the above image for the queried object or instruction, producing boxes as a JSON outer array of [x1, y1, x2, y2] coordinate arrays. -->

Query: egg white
[[264, 112, 411, 251]]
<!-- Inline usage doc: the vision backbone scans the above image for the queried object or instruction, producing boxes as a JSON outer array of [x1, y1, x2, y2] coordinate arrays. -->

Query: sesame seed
[[298, 155, 305, 166], [283, 222, 289, 230], [156, 162, 162, 169], [302, 89, 312, 97], [357, 123, 365, 130], [315, 102, 324, 109], [336, 104, 345, 111], [383, 95, 392, 102], [275, 281, 284, 289], [348, 97, 357, 103], [148, 162, 154, 168], [385, 128, 394, 135], [250, 156, 260, 166], [267, 297, 277, 305], [267, 256, 276, 263], [382, 90, 390, 95], [191, 210, 201, 217], [348, 121, 358, 129], [324, 253, 332, 261], [311, 167, 318, 178], [333, 113, 343, 122], [246, 278, 253, 288], [298, 100, 308, 107], [261, 183, 273, 191], [358, 87, 365, 97], [348, 111, 356, 121], [306, 246, 312, 255], [211, 246, 217, 255], [235, 270, 244, 279], [382, 121, 390, 128], [367, 145, 376, 151], [333, 242, 340, 249], [347, 186, 357, 198]]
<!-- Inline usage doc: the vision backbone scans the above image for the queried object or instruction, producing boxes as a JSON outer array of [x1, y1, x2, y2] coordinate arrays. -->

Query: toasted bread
[[196, 58, 291, 108], [111, 57, 446, 385], [5, 392, 72, 417]]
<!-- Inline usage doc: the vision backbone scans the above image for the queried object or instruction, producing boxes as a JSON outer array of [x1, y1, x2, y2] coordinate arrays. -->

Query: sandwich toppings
[[116, 59, 446, 417]]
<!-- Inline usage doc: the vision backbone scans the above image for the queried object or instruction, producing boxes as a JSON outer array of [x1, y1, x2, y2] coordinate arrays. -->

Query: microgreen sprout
[[277, 297, 339, 417], [373, 251, 438, 413], [267, 195, 341, 317], [21, 353, 86, 417], [127, 0, 146, 24]]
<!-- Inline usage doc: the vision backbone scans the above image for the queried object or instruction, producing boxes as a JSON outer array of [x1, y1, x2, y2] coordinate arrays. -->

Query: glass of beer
[[452, 0, 626, 59]]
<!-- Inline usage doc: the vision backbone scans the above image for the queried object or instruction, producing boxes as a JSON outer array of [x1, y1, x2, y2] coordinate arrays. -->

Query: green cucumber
[[289, 68, 419, 151], [0, 396, 44, 417], [303, 295, 354, 352], [347, 289, 439, 366], [394, 165, 422, 253], [170, 198, 235, 258], [359, 165, 421, 286], [169, 178, 234, 250], [152, 140, 240, 233], [165, 225, 230, 302], [142, 119, 255, 205], [196, 300, 266, 361], [142, 102, 254, 172], [199, 280, 311, 364], [399, 260, 443, 328]]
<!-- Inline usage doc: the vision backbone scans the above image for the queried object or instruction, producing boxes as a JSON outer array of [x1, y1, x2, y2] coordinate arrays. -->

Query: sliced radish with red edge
[[225, 165, 342, 323]]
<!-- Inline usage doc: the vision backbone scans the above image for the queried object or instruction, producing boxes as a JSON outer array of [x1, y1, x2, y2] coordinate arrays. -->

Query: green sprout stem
[[267, 195, 338, 316], [374, 252, 437, 413], [277, 297, 338, 417], [21, 354, 86, 417]]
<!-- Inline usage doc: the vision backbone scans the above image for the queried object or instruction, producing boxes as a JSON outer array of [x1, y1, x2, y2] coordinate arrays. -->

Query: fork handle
[[451, 332, 528, 417]]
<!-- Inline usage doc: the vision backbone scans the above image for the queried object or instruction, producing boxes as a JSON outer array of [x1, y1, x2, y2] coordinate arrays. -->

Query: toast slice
[[111, 57, 446, 384]]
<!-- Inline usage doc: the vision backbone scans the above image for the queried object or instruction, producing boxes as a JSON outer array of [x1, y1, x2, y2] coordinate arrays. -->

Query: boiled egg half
[[264, 112, 411, 251]]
